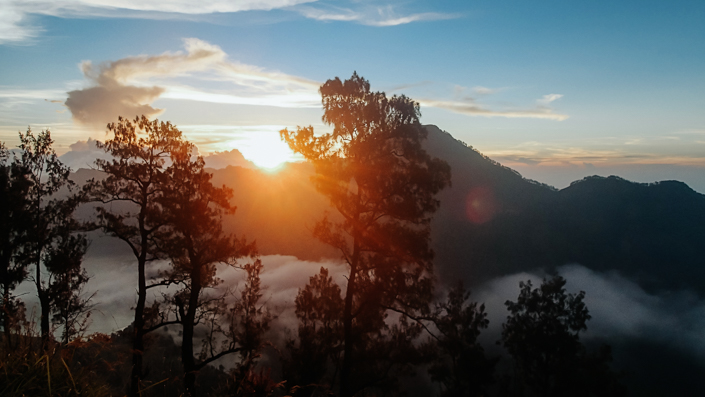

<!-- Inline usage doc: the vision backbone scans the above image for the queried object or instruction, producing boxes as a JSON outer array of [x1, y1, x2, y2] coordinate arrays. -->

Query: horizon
[[1, 0, 704, 192]]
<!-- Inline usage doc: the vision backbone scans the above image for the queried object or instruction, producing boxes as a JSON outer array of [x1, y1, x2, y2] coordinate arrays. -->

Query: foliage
[[3, 129, 90, 349], [92, 115, 190, 396], [155, 135, 269, 395], [428, 282, 496, 397], [281, 73, 451, 396], [284, 267, 344, 395], [0, 141, 32, 345], [501, 276, 624, 397], [0, 333, 112, 397]]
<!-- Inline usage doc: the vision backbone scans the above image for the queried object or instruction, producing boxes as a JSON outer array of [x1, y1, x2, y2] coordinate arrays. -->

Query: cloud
[[295, 3, 459, 27], [538, 93, 563, 104], [58, 137, 114, 170], [421, 98, 570, 121], [473, 86, 498, 95], [15, 246, 347, 337], [65, 84, 165, 130], [0, 0, 317, 44], [0, 88, 67, 100], [203, 149, 257, 170], [1, 0, 458, 44], [64, 38, 321, 129], [472, 264, 705, 362]]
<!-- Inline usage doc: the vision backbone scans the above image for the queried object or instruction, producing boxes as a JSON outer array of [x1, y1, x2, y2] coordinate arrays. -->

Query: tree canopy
[[281, 73, 451, 396]]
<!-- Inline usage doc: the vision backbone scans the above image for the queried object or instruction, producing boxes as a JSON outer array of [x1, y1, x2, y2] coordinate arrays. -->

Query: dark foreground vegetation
[[3, 74, 628, 396]]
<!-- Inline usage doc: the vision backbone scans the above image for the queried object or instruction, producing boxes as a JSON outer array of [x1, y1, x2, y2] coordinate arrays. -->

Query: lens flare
[[465, 186, 498, 224]]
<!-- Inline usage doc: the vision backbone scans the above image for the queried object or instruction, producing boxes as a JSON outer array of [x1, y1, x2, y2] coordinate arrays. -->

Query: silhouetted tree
[[157, 142, 268, 395], [0, 142, 31, 346], [284, 267, 344, 395], [428, 282, 496, 397], [13, 129, 89, 351], [92, 115, 189, 396], [281, 73, 451, 396], [501, 276, 624, 397], [47, 232, 92, 344]]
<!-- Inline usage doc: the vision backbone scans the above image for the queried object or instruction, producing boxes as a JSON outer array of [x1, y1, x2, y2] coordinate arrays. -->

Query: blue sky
[[1, 0, 704, 190]]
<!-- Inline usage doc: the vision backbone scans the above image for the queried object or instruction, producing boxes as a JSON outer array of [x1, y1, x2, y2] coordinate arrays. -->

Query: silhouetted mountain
[[422, 125, 705, 293]]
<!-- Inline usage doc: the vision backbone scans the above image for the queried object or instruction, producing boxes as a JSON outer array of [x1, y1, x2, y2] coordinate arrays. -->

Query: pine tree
[[281, 73, 451, 396]]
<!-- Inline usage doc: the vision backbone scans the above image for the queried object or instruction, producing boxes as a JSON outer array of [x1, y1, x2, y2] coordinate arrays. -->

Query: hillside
[[422, 125, 705, 293]]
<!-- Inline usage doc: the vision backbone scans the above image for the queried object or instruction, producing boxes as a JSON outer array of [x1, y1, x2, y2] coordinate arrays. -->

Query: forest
[[1, 73, 660, 397]]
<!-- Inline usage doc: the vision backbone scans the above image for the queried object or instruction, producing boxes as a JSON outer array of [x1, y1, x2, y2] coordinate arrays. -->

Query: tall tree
[[12, 129, 89, 351], [157, 142, 268, 395], [92, 116, 188, 396], [280, 73, 451, 396]]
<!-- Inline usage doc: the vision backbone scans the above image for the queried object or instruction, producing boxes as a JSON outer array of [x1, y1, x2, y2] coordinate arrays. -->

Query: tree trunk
[[340, 242, 360, 397], [183, 259, 202, 396], [129, 250, 147, 397], [36, 257, 51, 352], [2, 279, 11, 348]]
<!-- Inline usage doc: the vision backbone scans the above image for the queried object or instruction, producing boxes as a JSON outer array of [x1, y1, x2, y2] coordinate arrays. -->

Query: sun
[[237, 130, 299, 170]]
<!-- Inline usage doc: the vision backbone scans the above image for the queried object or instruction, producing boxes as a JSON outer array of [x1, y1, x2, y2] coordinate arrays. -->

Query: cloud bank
[[473, 264, 705, 362]]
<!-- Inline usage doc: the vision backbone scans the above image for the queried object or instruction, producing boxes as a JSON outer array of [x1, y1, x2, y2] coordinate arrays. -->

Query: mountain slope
[[423, 125, 705, 293]]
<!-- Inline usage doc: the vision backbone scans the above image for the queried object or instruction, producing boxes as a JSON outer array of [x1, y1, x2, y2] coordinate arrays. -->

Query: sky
[[1, 0, 704, 190]]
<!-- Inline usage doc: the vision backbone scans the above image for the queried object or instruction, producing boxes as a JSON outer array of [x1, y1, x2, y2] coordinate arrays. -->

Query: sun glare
[[237, 130, 298, 170]]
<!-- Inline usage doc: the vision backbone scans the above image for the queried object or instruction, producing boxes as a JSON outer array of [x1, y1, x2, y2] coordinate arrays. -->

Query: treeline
[[0, 74, 623, 396]]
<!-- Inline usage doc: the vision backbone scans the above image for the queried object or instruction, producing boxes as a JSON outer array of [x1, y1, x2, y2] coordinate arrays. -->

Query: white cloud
[[1, 0, 460, 44], [294, 2, 459, 27], [58, 137, 114, 170], [65, 38, 321, 129], [538, 93, 563, 105], [0, 88, 67, 100], [0, 0, 316, 44], [473, 264, 705, 361]]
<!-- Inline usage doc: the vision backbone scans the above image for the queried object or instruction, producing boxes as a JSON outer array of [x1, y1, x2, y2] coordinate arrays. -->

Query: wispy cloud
[[538, 93, 563, 104], [1, 0, 459, 44], [0, 88, 67, 100], [65, 38, 321, 129], [296, 3, 459, 26], [421, 98, 570, 121], [488, 143, 705, 167], [0, 0, 316, 44], [473, 86, 499, 95]]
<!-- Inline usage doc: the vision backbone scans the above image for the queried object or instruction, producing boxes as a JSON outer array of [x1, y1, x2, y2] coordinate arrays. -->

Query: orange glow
[[237, 131, 299, 170]]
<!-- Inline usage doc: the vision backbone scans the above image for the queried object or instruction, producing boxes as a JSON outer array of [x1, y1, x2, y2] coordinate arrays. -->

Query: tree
[[284, 267, 344, 395], [157, 141, 268, 395], [13, 129, 89, 351], [280, 73, 451, 396], [502, 276, 590, 396], [0, 142, 31, 346], [92, 115, 189, 396], [428, 282, 496, 397]]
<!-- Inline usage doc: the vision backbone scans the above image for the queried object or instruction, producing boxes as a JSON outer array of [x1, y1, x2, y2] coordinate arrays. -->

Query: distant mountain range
[[422, 125, 705, 293]]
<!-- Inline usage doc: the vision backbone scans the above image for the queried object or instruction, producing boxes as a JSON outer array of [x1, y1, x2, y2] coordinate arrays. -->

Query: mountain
[[72, 125, 705, 294], [422, 125, 705, 293]]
